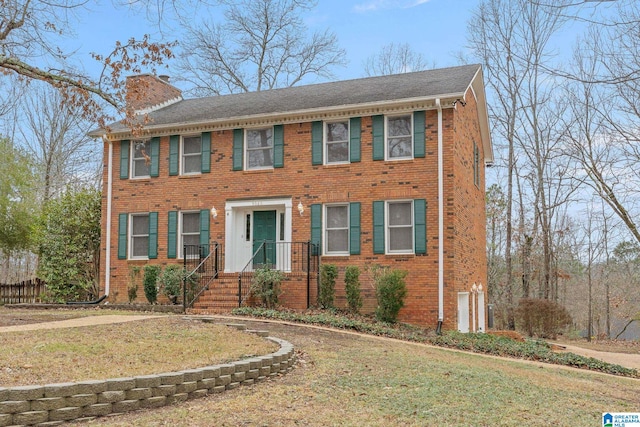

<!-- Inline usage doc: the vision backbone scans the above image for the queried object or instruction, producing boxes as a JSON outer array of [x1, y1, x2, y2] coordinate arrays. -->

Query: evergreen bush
[[374, 268, 407, 323], [143, 264, 161, 304], [344, 265, 362, 313], [250, 264, 284, 309], [318, 264, 338, 309]]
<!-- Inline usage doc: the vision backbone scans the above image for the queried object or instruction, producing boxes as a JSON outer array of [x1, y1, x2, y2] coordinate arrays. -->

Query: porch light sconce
[[297, 202, 304, 216], [211, 206, 218, 219]]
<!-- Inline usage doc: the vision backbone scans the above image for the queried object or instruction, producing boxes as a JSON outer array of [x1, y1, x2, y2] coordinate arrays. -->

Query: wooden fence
[[0, 278, 46, 304]]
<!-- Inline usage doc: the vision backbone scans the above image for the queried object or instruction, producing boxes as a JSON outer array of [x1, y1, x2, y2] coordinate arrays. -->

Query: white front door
[[458, 292, 470, 333], [477, 291, 486, 332]]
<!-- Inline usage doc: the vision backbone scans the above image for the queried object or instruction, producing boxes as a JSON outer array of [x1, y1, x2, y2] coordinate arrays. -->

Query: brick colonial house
[[93, 64, 492, 331]]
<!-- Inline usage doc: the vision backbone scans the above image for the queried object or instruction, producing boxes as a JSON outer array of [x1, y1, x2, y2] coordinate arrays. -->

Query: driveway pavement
[[0, 314, 163, 333]]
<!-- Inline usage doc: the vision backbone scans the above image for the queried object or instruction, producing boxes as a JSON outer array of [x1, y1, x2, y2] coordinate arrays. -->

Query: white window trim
[[324, 120, 350, 165], [245, 127, 274, 171], [180, 134, 202, 176], [385, 114, 413, 161], [178, 210, 200, 259], [128, 213, 149, 260], [386, 200, 414, 254], [131, 140, 151, 179], [323, 203, 350, 256]]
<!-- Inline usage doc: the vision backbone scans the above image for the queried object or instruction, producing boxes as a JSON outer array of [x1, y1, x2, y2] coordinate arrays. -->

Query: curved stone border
[[0, 331, 295, 426]]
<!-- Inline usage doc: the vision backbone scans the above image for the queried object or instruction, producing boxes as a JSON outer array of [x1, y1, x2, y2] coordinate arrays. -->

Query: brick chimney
[[125, 74, 182, 114]]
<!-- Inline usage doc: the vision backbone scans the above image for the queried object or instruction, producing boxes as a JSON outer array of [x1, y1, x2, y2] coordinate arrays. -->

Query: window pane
[[327, 122, 348, 142], [388, 202, 411, 226], [388, 137, 412, 158], [326, 205, 348, 228], [388, 116, 411, 137], [327, 229, 348, 252], [389, 227, 412, 252], [183, 234, 199, 247], [247, 129, 272, 149], [132, 141, 151, 177], [183, 136, 201, 154], [327, 141, 348, 163], [132, 215, 149, 235], [132, 236, 149, 257], [183, 155, 201, 174], [133, 159, 150, 177], [247, 148, 273, 168], [182, 213, 200, 233]]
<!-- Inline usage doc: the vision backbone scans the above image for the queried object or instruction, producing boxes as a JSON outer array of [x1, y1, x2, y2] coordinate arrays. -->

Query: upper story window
[[386, 115, 413, 160], [386, 200, 414, 253], [130, 213, 150, 259], [182, 135, 202, 175], [325, 204, 349, 255], [246, 128, 273, 170], [325, 121, 349, 164], [132, 140, 151, 178]]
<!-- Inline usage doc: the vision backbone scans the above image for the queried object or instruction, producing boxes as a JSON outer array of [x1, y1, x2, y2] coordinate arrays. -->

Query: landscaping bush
[[127, 266, 140, 303], [515, 298, 572, 338], [374, 268, 407, 323], [143, 264, 161, 304], [250, 264, 284, 309], [318, 264, 338, 309], [344, 265, 362, 313], [157, 264, 184, 304]]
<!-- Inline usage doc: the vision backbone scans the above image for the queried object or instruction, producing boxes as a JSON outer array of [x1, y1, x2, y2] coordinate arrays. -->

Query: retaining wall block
[[200, 366, 221, 379], [188, 389, 208, 400], [48, 406, 83, 421], [175, 381, 197, 394], [65, 394, 98, 408], [106, 378, 136, 392], [231, 372, 245, 383], [125, 388, 152, 401], [242, 379, 255, 386], [134, 375, 161, 389], [247, 358, 263, 370], [30, 397, 66, 412], [212, 386, 225, 394], [233, 361, 250, 373], [226, 382, 240, 391], [218, 364, 235, 376], [246, 369, 259, 380], [7, 385, 44, 401], [196, 378, 216, 391], [159, 372, 184, 385], [97, 390, 126, 404], [12, 410, 48, 425], [44, 383, 79, 398], [215, 375, 231, 387], [37, 421, 65, 426], [0, 389, 7, 402], [151, 385, 176, 397], [259, 366, 271, 378], [83, 403, 113, 417], [0, 400, 30, 414], [166, 393, 188, 405], [140, 396, 166, 409], [112, 399, 140, 413], [76, 380, 106, 395], [180, 370, 203, 383], [0, 414, 11, 427]]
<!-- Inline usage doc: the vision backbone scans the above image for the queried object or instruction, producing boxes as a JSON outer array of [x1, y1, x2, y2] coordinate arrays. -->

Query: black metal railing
[[238, 241, 319, 308], [183, 242, 224, 309]]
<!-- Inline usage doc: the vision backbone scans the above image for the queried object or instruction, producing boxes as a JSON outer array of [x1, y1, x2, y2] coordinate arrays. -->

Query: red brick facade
[[100, 71, 490, 330]]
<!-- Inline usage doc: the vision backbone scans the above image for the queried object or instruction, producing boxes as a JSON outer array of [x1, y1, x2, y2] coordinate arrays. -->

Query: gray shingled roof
[[104, 64, 481, 133]]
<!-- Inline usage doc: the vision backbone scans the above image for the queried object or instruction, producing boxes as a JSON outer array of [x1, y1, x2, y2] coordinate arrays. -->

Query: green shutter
[[414, 199, 426, 254], [120, 140, 130, 179], [201, 132, 211, 173], [233, 129, 244, 171], [274, 125, 284, 168], [373, 201, 385, 254], [349, 202, 361, 255], [311, 121, 323, 165], [350, 117, 361, 163], [167, 211, 177, 259], [200, 209, 210, 256], [310, 204, 322, 255], [169, 135, 179, 176], [372, 115, 384, 161], [118, 213, 128, 259], [413, 111, 426, 158], [150, 137, 160, 177], [148, 212, 158, 259]]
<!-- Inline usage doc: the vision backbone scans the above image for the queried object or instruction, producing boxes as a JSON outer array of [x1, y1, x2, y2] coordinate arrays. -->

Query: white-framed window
[[245, 128, 273, 170], [324, 204, 349, 255], [324, 121, 349, 164], [129, 213, 150, 259], [386, 115, 413, 160], [181, 135, 201, 175], [180, 211, 200, 255], [386, 200, 414, 253], [132, 140, 151, 178]]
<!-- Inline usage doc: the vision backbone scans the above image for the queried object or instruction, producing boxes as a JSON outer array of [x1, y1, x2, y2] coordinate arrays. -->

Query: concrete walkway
[[0, 314, 163, 333]]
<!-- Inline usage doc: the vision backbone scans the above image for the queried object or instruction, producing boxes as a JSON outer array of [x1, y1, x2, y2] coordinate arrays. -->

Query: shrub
[[143, 264, 161, 304], [318, 264, 338, 309], [515, 298, 572, 339], [374, 268, 408, 323], [344, 265, 363, 313], [127, 266, 140, 303], [158, 264, 184, 304], [250, 265, 284, 309]]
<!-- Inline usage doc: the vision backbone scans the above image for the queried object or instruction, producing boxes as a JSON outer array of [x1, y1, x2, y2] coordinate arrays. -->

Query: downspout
[[103, 135, 113, 298], [436, 99, 444, 334]]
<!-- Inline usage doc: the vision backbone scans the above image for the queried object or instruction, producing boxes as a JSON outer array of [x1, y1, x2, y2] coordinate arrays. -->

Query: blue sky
[[69, 0, 480, 89]]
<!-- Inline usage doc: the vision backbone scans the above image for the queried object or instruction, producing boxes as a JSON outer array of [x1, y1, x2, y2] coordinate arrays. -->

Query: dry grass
[[0, 315, 277, 387], [0, 307, 143, 327]]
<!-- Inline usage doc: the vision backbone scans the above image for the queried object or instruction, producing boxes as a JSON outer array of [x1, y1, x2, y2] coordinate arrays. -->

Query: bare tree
[[176, 0, 346, 96], [362, 43, 433, 77]]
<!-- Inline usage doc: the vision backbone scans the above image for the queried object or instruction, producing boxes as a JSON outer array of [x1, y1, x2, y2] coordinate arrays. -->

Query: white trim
[[134, 96, 183, 115], [385, 200, 414, 255], [130, 140, 151, 179], [178, 210, 201, 259], [244, 127, 275, 171], [384, 113, 413, 161], [180, 134, 202, 176], [104, 137, 113, 297], [323, 203, 350, 256], [128, 213, 150, 260]]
